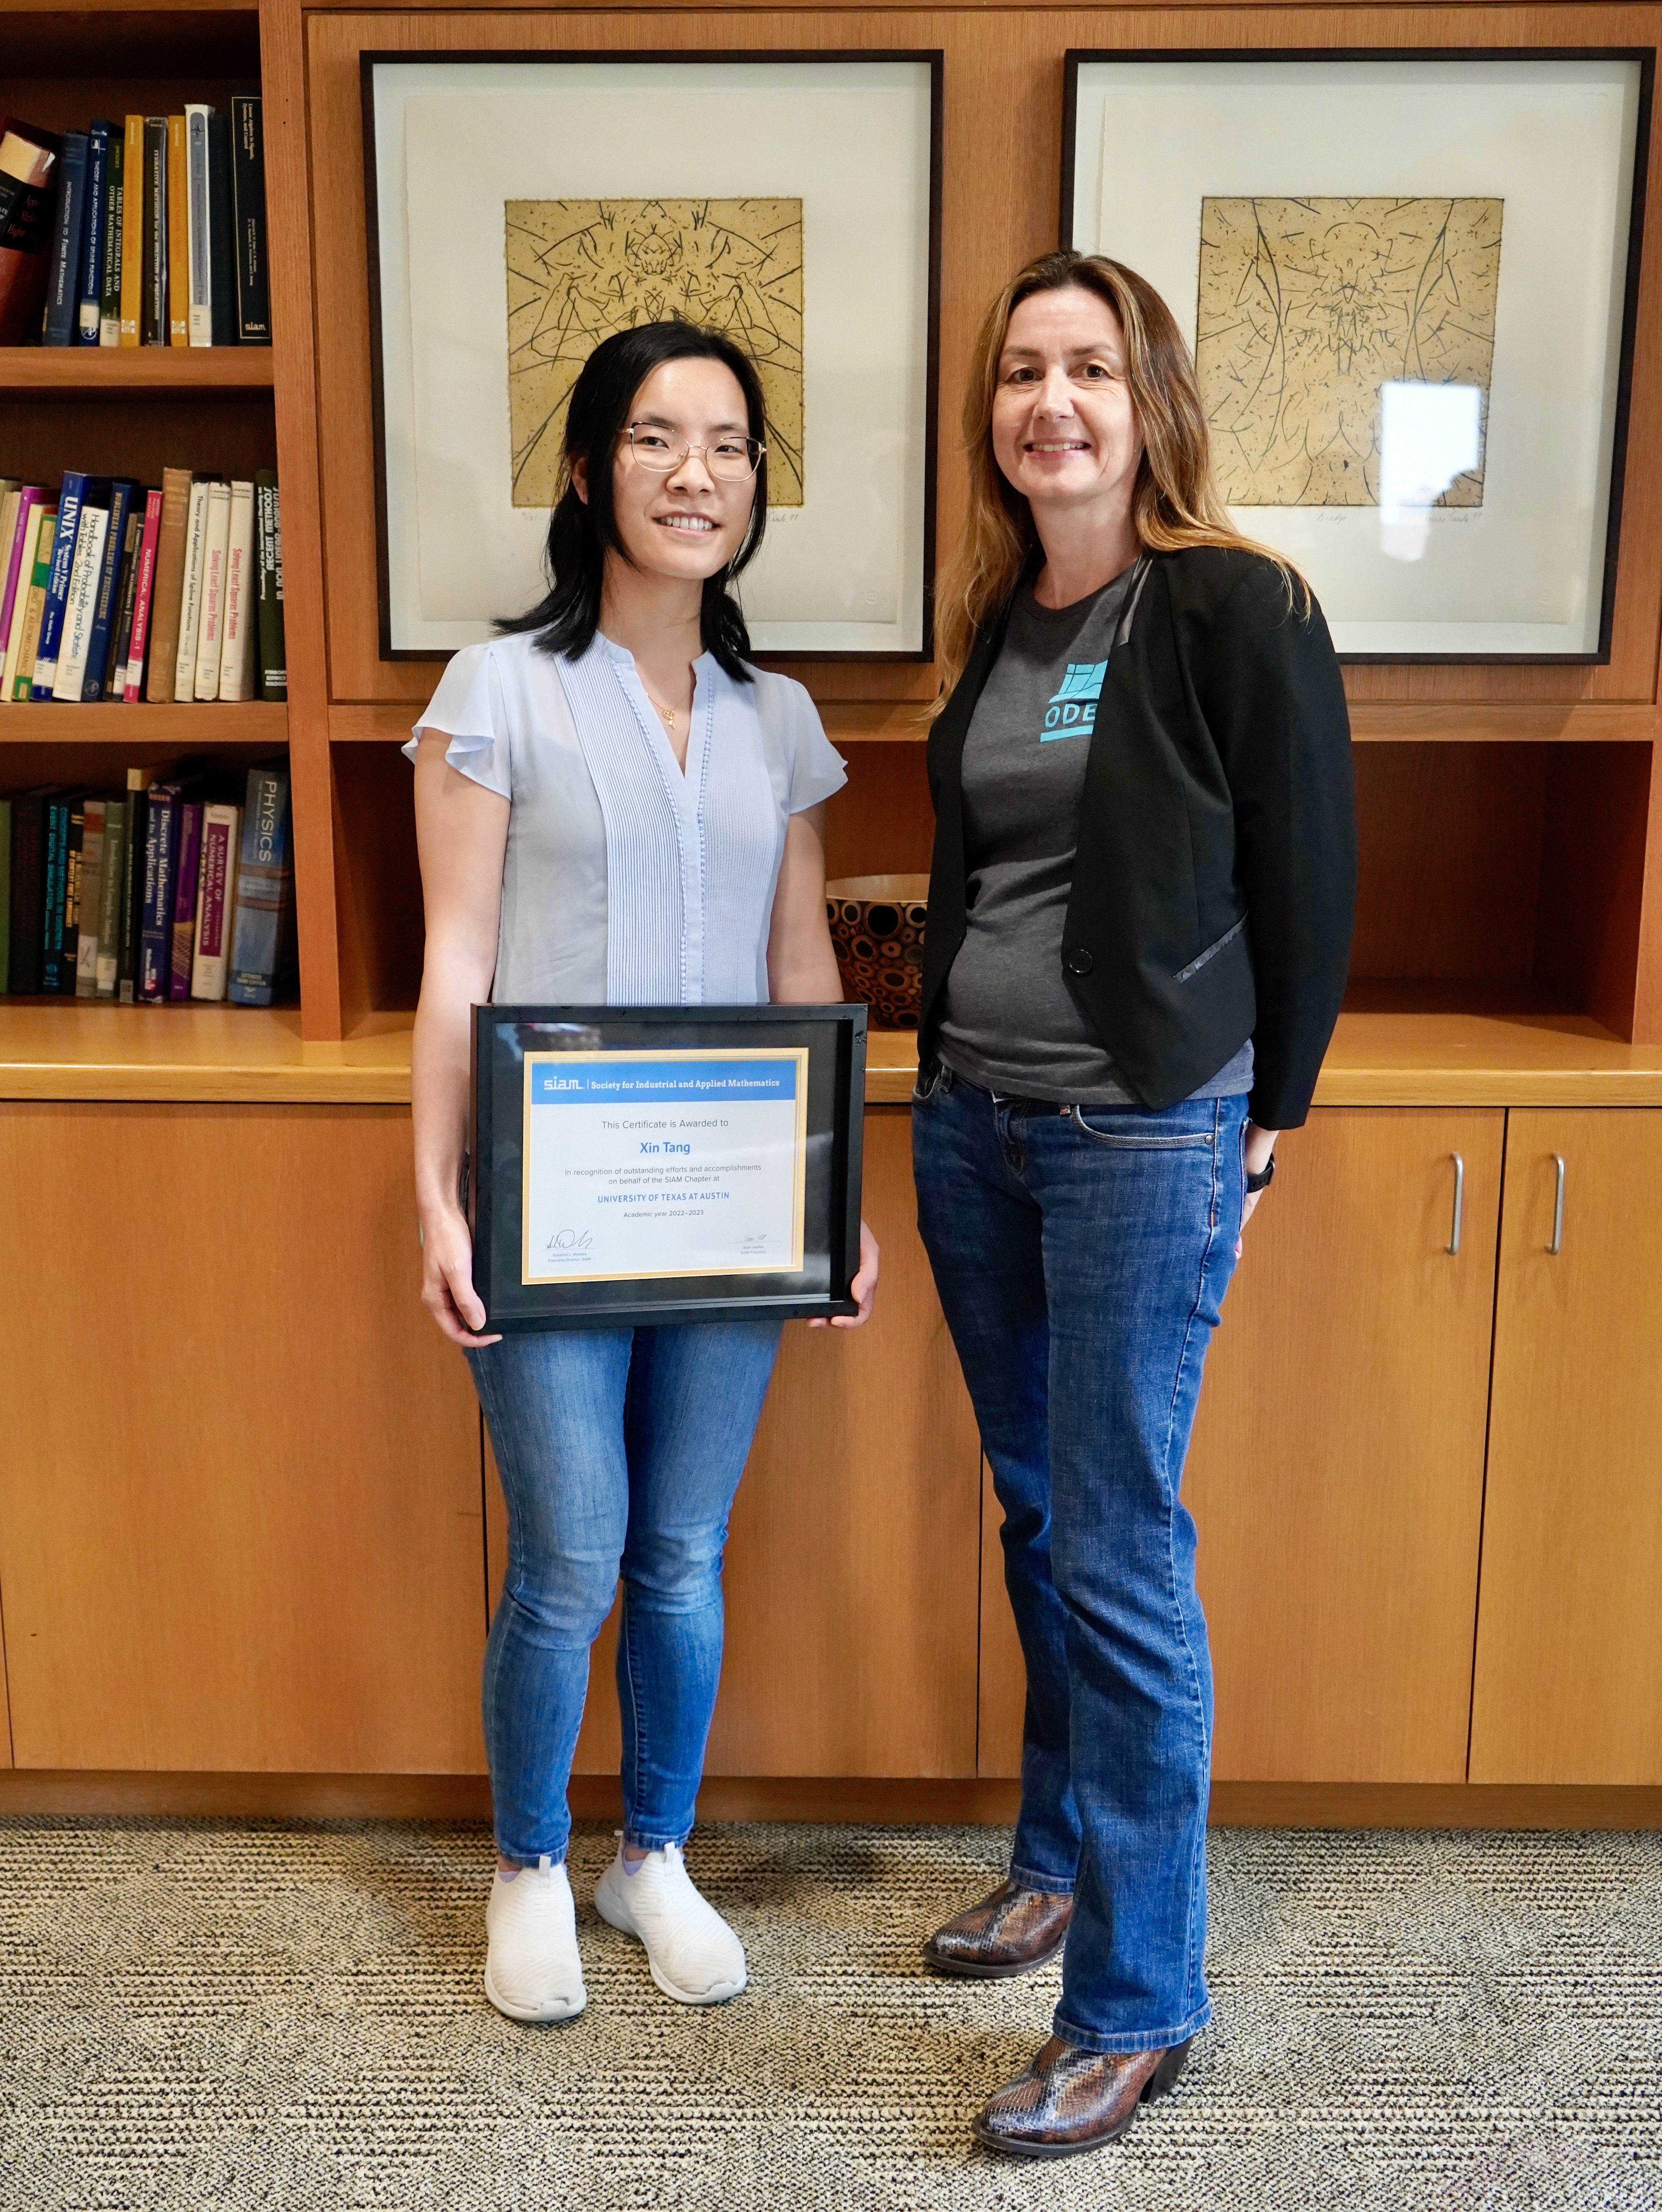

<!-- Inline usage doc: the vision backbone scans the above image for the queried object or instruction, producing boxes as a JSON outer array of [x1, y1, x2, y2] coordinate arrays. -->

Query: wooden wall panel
[[0, 1105, 487, 1773]]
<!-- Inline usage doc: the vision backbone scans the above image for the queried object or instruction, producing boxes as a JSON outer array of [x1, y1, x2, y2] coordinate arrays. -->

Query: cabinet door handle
[[1549, 1154, 1566, 1255], [1446, 1152, 1464, 1255]]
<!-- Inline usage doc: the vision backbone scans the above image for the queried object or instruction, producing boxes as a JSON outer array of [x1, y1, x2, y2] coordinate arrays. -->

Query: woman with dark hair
[[407, 320, 877, 2025], [912, 251, 1355, 2155]]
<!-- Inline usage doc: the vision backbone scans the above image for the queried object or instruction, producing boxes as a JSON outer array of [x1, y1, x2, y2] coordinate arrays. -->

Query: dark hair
[[498, 320, 770, 682]]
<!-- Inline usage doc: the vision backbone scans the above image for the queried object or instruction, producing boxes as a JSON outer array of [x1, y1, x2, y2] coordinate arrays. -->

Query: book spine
[[103, 507, 142, 701], [118, 775, 150, 1000], [57, 791, 84, 995], [118, 116, 143, 344], [169, 798, 202, 999], [51, 492, 110, 702], [75, 797, 106, 995], [124, 488, 165, 701], [217, 480, 256, 701], [76, 123, 108, 342], [0, 798, 10, 991], [137, 787, 177, 1001], [140, 117, 166, 347], [185, 106, 212, 346], [254, 473, 285, 701], [98, 131, 123, 345], [228, 768, 293, 1005], [0, 484, 43, 655], [166, 114, 188, 345], [95, 797, 126, 994], [206, 112, 234, 348], [9, 512, 54, 700], [30, 476, 86, 697], [194, 479, 232, 699], [2, 498, 49, 699], [81, 480, 135, 700], [190, 804, 238, 999], [0, 126, 61, 348], [8, 792, 46, 993], [42, 130, 88, 345], [143, 466, 192, 702], [174, 478, 211, 699], [230, 96, 270, 344], [40, 798, 66, 991]]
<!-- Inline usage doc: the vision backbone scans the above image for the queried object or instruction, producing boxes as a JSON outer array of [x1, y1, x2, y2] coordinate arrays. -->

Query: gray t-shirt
[[937, 568, 1254, 1105]]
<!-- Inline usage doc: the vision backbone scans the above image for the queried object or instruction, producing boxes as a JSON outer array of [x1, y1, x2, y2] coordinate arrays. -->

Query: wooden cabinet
[[0, 1105, 487, 1773], [1470, 1110, 1662, 1784], [980, 1109, 1502, 1784], [487, 1109, 984, 1781]]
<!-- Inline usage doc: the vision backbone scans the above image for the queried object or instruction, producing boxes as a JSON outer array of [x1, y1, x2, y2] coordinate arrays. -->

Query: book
[[194, 478, 233, 699], [97, 127, 122, 344], [0, 488, 17, 605], [169, 797, 203, 999], [174, 477, 212, 699], [42, 790, 82, 994], [30, 475, 86, 698], [117, 763, 161, 1001], [80, 477, 137, 700], [75, 795, 107, 995], [0, 484, 43, 662], [59, 790, 86, 995], [103, 503, 143, 700], [50, 479, 112, 702], [228, 766, 293, 1004], [125, 486, 165, 701], [95, 794, 127, 995], [42, 128, 87, 345], [230, 96, 270, 344], [7, 788, 49, 992], [255, 473, 285, 701], [118, 115, 143, 344], [218, 480, 256, 702], [144, 466, 193, 703], [140, 116, 167, 346], [185, 104, 213, 347], [0, 798, 9, 991], [0, 120, 61, 347], [7, 505, 54, 699], [166, 114, 188, 344], [190, 802, 239, 1000], [76, 121, 109, 343], [207, 112, 234, 347], [138, 782, 180, 1001]]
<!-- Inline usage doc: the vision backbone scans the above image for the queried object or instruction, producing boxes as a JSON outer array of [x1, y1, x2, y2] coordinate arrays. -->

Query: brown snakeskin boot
[[922, 1876, 1072, 1978], [971, 2032, 1193, 2158]]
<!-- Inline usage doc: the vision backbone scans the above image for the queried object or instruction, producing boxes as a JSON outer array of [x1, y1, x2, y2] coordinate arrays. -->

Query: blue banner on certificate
[[522, 1051, 809, 1284], [471, 1006, 866, 1332]]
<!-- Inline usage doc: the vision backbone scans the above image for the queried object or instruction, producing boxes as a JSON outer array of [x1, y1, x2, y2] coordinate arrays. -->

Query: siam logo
[[1042, 661, 1107, 741]]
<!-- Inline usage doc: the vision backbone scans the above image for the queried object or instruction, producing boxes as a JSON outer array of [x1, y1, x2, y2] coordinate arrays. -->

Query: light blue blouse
[[407, 630, 846, 1006]]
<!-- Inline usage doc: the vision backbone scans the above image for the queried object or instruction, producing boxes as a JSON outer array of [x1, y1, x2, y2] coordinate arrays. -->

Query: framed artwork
[[363, 53, 942, 660], [1063, 54, 1652, 660]]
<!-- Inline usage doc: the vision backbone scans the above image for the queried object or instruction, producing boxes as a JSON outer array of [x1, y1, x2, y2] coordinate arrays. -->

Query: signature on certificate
[[545, 1228, 596, 1258]]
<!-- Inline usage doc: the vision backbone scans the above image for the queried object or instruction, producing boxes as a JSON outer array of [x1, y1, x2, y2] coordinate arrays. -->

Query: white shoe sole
[[594, 1880, 747, 2006], [483, 1963, 587, 2023]]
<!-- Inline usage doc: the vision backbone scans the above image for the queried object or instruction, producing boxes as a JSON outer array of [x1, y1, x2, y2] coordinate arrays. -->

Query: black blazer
[[920, 545, 1357, 1130]]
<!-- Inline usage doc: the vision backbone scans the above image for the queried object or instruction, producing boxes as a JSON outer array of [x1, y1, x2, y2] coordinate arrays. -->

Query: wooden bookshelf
[[0, 702, 286, 742], [0, 351, 273, 395]]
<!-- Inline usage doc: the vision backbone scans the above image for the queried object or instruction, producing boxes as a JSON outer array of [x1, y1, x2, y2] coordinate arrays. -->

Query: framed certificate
[[470, 1004, 867, 1331]]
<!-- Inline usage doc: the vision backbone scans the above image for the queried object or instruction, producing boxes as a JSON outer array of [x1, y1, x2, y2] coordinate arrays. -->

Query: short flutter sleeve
[[403, 642, 511, 800], [753, 669, 846, 814]]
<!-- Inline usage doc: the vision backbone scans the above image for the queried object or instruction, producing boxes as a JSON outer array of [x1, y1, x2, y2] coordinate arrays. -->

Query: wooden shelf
[[0, 701, 286, 744], [0, 349, 273, 396], [3, 1004, 1662, 1108]]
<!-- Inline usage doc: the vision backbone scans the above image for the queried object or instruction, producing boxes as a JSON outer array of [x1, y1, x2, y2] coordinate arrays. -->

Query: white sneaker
[[484, 1855, 587, 2023], [594, 1840, 747, 2005]]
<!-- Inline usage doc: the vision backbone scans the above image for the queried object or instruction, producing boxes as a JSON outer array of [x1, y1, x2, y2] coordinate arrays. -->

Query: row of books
[[1, 763, 294, 1005], [0, 103, 269, 348], [0, 470, 284, 706]]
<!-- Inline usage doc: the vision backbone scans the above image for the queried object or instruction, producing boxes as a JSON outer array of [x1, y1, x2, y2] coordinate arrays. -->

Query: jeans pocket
[[912, 1055, 948, 1105], [1069, 1104, 1215, 1148]]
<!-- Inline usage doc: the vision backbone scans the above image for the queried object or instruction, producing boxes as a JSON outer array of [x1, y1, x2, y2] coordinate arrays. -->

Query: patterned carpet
[[0, 1819, 1658, 2210]]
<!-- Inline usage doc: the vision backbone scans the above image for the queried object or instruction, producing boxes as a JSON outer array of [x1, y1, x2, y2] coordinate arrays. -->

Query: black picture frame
[[469, 1004, 867, 1333], [360, 50, 944, 664], [1060, 48, 1654, 666]]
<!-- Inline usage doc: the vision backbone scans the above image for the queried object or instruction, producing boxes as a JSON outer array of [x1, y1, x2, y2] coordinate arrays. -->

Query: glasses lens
[[626, 428, 762, 478], [708, 439, 762, 480]]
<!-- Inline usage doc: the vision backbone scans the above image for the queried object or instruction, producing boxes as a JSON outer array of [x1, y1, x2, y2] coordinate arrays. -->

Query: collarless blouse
[[405, 629, 847, 1007]]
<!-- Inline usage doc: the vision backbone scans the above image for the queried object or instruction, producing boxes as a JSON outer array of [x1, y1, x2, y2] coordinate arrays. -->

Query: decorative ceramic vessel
[[825, 874, 929, 1031]]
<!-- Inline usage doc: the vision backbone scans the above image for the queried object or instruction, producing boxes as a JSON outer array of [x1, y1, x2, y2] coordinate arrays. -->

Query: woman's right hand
[[420, 1203, 502, 1348]]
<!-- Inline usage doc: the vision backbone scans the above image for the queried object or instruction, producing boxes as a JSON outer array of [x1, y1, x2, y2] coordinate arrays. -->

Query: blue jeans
[[466, 1320, 782, 1867], [913, 1064, 1246, 2054]]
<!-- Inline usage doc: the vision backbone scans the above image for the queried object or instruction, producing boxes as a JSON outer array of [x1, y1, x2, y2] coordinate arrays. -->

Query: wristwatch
[[1245, 1151, 1276, 1195]]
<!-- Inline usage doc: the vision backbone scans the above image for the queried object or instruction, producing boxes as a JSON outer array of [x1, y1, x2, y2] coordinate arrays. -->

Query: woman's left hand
[[1237, 1124, 1279, 1256], [811, 1219, 879, 1329]]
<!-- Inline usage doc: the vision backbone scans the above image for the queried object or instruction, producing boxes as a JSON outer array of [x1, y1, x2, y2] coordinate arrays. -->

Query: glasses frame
[[622, 423, 767, 480]]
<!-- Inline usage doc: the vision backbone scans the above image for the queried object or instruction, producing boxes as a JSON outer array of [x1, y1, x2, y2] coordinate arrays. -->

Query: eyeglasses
[[623, 423, 765, 480]]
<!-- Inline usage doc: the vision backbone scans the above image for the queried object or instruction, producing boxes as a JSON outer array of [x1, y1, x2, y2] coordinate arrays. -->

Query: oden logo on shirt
[[1041, 661, 1107, 741]]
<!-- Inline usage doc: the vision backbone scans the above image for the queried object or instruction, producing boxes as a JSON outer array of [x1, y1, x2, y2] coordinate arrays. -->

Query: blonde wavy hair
[[932, 249, 1304, 707]]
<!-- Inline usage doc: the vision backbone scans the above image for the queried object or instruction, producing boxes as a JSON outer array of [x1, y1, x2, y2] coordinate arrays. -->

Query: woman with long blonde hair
[[912, 250, 1355, 2157]]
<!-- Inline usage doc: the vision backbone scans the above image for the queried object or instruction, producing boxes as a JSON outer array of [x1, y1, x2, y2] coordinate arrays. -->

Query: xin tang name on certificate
[[521, 1050, 810, 1286]]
